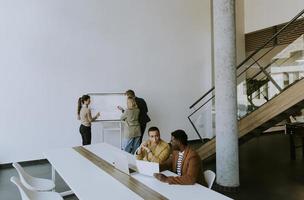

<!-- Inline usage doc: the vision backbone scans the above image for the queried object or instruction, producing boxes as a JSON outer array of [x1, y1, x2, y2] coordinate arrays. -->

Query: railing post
[[252, 57, 282, 92]]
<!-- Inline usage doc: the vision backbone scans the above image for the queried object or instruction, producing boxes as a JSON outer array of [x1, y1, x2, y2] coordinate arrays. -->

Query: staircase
[[197, 78, 304, 160], [189, 8, 304, 160]]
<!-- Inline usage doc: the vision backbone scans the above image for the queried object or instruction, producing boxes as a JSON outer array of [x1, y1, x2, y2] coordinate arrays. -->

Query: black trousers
[[139, 123, 147, 144], [79, 124, 91, 145]]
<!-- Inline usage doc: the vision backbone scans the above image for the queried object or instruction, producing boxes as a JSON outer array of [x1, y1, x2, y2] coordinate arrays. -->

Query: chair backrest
[[10, 176, 32, 200], [12, 162, 33, 188], [204, 170, 216, 189]]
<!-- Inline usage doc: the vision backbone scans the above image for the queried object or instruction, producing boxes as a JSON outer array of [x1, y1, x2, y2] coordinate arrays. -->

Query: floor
[[201, 133, 304, 200], [1, 133, 304, 200]]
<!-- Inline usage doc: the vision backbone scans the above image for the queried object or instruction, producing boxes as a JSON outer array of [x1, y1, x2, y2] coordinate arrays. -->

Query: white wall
[[245, 0, 304, 33], [0, 0, 211, 163]]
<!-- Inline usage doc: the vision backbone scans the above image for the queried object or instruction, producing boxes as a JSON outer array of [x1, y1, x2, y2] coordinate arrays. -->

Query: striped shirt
[[176, 151, 184, 176]]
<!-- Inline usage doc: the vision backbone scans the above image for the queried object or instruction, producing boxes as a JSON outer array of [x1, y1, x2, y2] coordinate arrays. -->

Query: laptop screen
[[113, 153, 130, 175]]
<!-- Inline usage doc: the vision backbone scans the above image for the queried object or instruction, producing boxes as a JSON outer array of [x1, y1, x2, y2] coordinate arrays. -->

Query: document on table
[[136, 160, 159, 176]]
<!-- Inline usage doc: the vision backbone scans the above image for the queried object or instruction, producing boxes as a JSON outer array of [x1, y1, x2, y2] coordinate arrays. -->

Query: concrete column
[[213, 0, 239, 187]]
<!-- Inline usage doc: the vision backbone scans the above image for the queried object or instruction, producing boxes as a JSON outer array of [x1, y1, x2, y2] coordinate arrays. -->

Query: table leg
[[52, 165, 74, 196]]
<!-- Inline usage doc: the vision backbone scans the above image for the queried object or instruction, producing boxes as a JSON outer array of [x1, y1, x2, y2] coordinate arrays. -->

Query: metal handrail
[[188, 8, 304, 140], [189, 8, 304, 110], [189, 87, 214, 109]]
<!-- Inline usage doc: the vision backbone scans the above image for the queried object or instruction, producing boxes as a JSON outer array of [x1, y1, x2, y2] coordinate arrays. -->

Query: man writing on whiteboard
[[125, 89, 151, 144]]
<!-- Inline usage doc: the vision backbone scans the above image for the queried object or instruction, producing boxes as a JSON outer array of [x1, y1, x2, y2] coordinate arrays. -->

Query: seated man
[[154, 129, 205, 185], [136, 126, 170, 164]]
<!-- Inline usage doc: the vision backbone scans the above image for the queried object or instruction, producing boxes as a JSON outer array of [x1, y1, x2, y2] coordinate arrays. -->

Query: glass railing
[[188, 90, 215, 140], [189, 9, 304, 140], [237, 34, 304, 118]]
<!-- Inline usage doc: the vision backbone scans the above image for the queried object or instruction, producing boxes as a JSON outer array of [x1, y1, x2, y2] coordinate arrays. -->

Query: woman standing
[[77, 95, 100, 145], [118, 97, 141, 154]]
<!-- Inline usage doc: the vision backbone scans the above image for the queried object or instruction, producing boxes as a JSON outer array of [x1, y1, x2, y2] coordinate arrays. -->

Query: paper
[[136, 160, 159, 176]]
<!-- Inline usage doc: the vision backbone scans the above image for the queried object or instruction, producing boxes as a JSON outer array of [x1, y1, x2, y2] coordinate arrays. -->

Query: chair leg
[[290, 134, 296, 160], [51, 166, 56, 191]]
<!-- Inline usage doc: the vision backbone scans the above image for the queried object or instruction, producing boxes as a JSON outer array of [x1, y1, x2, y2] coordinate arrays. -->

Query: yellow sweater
[[136, 139, 170, 164]]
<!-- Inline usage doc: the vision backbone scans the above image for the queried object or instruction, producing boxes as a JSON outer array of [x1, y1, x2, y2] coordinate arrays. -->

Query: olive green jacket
[[121, 108, 141, 138]]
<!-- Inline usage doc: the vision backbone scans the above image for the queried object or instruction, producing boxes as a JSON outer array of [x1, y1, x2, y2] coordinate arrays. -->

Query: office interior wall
[[244, 0, 304, 33], [0, 0, 210, 163], [236, 0, 245, 66]]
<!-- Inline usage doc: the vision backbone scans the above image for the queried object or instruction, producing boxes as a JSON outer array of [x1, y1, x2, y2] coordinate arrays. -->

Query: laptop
[[113, 153, 131, 175], [136, 160, 159, 176]]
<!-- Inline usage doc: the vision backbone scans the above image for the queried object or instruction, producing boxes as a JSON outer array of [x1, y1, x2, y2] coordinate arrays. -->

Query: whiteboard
[[88, 93, 127, 120]]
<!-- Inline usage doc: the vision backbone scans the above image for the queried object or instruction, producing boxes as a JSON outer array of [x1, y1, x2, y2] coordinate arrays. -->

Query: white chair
[[204, 170, 216, 189], [12, 162, 55, 191], [10, 176, 63, 200]]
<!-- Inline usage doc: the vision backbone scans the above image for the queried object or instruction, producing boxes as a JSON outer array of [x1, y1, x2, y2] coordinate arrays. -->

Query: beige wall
[[245, 0, 304, 33], [236, 0, 246, 65]]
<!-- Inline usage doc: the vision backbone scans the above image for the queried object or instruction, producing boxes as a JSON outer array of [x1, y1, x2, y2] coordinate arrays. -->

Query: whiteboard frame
[[87, 93, 125, 149]]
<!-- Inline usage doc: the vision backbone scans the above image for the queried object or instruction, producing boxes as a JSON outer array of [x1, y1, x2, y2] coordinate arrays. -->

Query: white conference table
[[44, 143, 232, 200]]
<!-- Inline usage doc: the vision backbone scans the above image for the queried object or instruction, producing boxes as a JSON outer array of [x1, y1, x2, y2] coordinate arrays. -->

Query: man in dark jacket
[[125, 89, 151, 144]]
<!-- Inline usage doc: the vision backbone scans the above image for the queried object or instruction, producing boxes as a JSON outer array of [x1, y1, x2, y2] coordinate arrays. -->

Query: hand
[[140, 142, 150, 153], [96, 112, 100, 118], [136, 142, 146, 155], [117, 106, 123, 111], [136, 147, 142, 155], [142, 141, 148, 147], [153, 173, 168, 183], [142, 146, 151, 153]]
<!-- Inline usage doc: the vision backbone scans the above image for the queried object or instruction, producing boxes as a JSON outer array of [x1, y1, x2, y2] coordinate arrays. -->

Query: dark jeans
[[139, 123, 147, 144], [79, 124, 91, 145]]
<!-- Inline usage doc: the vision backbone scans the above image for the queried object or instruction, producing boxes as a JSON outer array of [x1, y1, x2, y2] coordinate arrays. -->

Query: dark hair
[[148, 127, 160, 135], [171, 130, 188, 145], [125, 89, 135, 98], [77, 95, 90, 115]]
